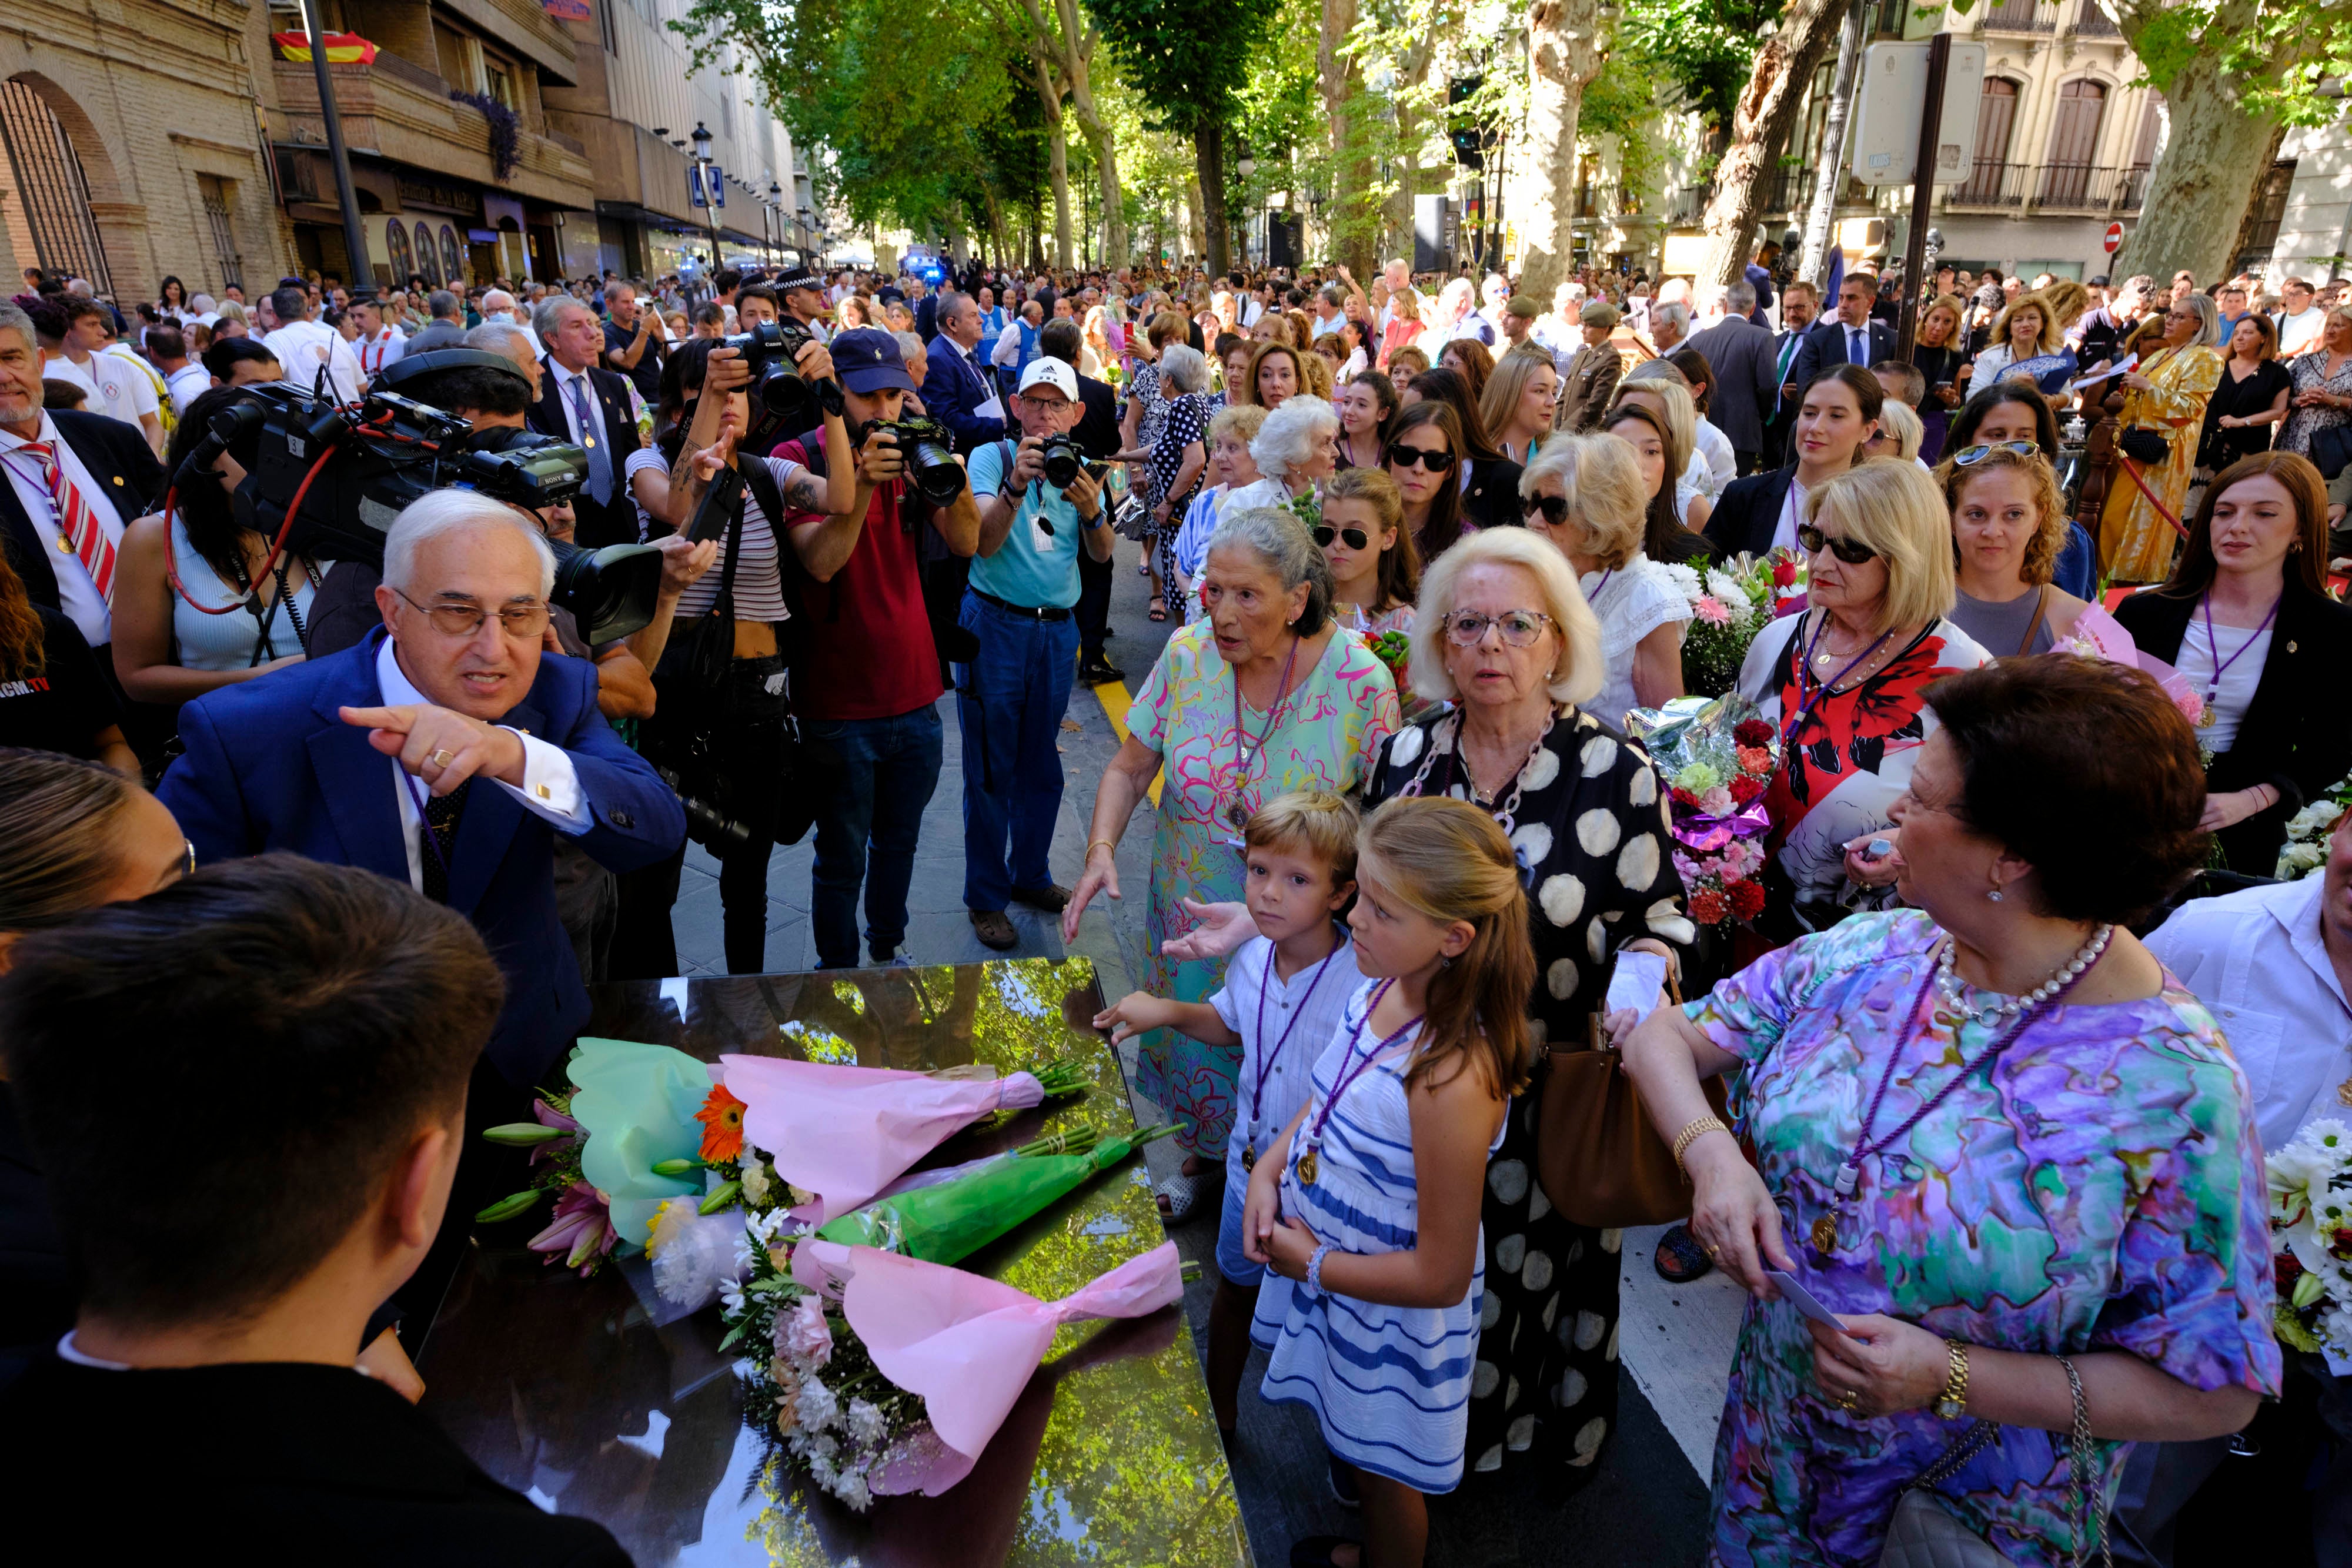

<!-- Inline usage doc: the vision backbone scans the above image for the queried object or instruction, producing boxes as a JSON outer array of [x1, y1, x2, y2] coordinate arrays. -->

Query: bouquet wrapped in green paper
[[817, 1121, 1176, 1265]]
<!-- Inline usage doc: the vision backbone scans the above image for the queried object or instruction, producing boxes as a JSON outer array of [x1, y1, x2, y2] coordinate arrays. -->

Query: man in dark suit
[[528, 295, 643, 549], [920, 289, 1008, 453], [158, 490, 683, 1089], [405, 289, 467, 355], [1790, 271, 1895, 395], [1551, 300, 1625, 433], [1040, 316, 1124, 686], [0, 854, 630, 1562], [1760, 280, 1821, 469], [1688, 280, 1780, 474]]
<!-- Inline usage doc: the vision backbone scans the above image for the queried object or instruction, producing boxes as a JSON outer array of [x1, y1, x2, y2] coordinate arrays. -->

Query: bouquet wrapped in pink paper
[[721, 1054, 1084, 1223], [472, 1039, 1083, 1285], [1623, 693, 1780, 931], [719, 1236, 1188, 1509]]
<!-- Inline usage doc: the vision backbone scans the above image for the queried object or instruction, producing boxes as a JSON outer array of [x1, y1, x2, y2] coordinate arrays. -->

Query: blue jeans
[[800, 704, 944, 967], [956, 589, 1078, 911]]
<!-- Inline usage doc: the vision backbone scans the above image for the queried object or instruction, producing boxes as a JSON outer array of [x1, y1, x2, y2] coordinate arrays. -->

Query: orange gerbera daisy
[[694, 1083, 747, 1164]]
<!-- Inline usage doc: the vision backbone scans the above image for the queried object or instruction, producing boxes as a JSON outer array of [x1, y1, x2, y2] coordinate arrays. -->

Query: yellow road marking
[[1091, 676, 1162, 808]]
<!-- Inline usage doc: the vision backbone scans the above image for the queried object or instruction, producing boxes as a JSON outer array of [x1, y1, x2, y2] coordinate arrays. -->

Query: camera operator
[[957, 358, 1107, 951], [733, 284, 781, 330], [759, 328, 979, 969], [202, 337, 282, 389], [626, 335, 857, 976], [110, 385, 319, 711]]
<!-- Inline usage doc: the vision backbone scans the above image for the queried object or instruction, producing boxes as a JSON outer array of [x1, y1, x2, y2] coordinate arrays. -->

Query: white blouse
[[1579, 553, 1690, 732], [2176, 620, 2271, 753]]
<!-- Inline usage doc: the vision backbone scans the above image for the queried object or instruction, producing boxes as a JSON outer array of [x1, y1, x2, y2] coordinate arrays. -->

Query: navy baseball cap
[[830, 327, 917, 395]]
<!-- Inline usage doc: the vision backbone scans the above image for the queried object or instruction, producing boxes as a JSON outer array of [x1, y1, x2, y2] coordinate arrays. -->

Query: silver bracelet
[[1305, 1242, 1334, 1295]]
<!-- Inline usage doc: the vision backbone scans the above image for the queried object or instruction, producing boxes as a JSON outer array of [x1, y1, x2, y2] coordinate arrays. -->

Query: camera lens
[[1040, 439, 1081, 490]]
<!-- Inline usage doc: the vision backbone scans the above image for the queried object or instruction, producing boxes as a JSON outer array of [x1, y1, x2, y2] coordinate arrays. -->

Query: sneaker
[[1008, 883, 1071, 913], [968, 908, 1018, 950], [1078, 655, 1127, 687], [870, 946, 918, 967]]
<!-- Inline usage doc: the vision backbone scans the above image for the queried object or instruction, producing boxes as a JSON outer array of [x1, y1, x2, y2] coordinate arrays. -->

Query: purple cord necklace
[[1241, 925, 1345, 1171], [2196, 590, 2280, 726], [1809, 933, 2103, 1256]]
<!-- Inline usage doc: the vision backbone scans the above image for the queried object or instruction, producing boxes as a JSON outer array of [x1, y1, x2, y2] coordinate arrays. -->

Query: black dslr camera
[[1037, 434, 1090, 490], [859, 416, 965, 506], [722, 319, 843, 452], [185, 352, 664, 644]]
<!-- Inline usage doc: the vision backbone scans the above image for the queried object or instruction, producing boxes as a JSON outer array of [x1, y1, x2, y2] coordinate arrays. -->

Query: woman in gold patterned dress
[[2099, 292, 2223, 584]]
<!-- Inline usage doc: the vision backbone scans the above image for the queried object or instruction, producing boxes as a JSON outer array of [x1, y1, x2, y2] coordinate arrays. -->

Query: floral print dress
[[1686, 911, 2280, 1568], [1367, 705, 1693, 1480], [1128, 621, 1401, 1160]]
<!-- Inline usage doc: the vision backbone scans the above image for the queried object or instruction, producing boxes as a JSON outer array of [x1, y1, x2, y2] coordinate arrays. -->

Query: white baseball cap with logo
[[1016, 357, 1078, 400]]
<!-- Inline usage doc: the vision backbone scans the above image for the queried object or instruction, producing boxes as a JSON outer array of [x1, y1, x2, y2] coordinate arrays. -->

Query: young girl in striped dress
[[1242, 797, 1534, 1568]]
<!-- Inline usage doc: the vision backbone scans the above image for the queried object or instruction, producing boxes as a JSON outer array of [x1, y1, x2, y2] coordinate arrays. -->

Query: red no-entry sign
[[2104, 222, 2124, 254]]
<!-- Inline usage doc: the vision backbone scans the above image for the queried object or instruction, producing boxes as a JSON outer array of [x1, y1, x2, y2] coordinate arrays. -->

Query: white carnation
[[796, 1377, 841, 1432], [739, 1152, 773, 1207], [835, 1469, 873, 1510], [1705, 569, 1749, 607], [1661, 562, 1702, 600], [846, 1397, 887, 1445]]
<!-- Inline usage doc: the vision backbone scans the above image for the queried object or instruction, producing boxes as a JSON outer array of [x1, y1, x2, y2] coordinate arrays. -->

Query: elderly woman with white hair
[[1147, 343, 1217, 602], [1064, 505, 1399, 1221], [1367, 524, 1692, 1483], [1519, 434, 1689, 728], [1222, 394, 1342, 519]]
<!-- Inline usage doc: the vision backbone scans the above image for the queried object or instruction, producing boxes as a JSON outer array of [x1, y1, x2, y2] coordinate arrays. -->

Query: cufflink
[[536, 784, 551, 799], [111, 476, 123, 486]]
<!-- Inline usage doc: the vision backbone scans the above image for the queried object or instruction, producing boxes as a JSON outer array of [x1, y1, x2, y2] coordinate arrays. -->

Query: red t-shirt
[[776, 429, 943, 721]]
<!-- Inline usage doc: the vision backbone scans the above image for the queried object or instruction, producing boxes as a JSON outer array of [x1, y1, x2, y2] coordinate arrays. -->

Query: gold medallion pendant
[[1241, 1145, 1256, 1172], [1297, 1148, 1320, 1186], [2338, 1075, 2352, 1109], [1810, 1211, 1839, 1255]]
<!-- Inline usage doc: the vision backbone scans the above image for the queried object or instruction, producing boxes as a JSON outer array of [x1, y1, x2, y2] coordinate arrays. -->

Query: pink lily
[[527, 1181, 617, 1275], [528, 1097, 583, 1167]]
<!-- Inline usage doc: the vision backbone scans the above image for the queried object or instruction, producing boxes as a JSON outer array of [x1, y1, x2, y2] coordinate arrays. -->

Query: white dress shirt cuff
[[496, 729, 590, 833]]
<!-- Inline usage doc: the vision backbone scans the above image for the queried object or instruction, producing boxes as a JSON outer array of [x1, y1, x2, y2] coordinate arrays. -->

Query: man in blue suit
[[921, 289, 1008, 453], [158, 489, 686, 1095], [1790, 270, 1896, 394]]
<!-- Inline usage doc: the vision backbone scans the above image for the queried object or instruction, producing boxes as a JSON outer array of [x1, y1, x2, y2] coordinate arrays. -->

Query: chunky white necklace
[[1934, 924, 2113, 1027]]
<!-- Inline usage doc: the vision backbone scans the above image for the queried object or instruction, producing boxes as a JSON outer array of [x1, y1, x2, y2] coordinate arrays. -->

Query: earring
[[1986, 887, 2003, 903], [1441, 954, 1455, 967]]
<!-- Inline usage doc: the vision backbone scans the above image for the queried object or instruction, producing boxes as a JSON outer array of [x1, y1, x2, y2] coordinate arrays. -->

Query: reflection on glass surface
[[417, 959, 1246, 1567]]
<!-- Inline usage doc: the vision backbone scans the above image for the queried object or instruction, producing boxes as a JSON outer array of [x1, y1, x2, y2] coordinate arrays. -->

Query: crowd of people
[[0, 240, 2342, 1568]]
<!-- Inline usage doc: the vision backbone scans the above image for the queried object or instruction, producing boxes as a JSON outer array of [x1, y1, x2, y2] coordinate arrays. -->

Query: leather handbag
[[1877, 1488, 2010, 1568], [1534, 975, 1730, 1230]]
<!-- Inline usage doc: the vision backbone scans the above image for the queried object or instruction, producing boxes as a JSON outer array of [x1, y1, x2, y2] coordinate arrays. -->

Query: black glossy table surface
[[416, 959, 1249, 1568]]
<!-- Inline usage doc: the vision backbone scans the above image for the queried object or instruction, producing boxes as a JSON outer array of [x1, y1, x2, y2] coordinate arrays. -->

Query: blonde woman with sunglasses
[[1733, 460, 1990, 929]]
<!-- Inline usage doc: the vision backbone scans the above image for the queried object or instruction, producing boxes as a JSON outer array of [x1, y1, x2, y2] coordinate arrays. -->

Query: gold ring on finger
[[429, 748, 456, 768], [1837, 1388, 1860, 1411]]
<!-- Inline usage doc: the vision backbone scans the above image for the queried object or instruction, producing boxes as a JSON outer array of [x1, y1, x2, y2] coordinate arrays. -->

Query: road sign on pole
[[2104, 222, 2124, 255]]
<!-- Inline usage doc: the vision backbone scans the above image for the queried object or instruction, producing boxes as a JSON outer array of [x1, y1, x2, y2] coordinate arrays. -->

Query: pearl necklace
[[1934, 924, 2114, 1028]]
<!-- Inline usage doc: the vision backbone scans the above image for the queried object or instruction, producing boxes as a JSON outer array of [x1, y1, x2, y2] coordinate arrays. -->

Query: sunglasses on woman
[[1312, 525, 1372, 550], [1387, 443, 1457, 472], [1796, 524, 1879, 565], [1949, 440, 2039, 467], [1523, 494, 1569, 524]]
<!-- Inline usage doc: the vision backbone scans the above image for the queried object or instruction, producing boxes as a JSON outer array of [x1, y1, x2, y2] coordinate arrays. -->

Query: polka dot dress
[[1368, 706, 1693, 1482]]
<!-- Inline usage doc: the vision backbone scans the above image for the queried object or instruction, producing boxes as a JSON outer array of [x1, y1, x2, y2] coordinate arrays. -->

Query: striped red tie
[[19, 441, 113, 603]]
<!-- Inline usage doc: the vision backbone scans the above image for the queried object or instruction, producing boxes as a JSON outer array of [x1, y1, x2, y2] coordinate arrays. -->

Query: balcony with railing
[[2064, 0, 2122, 35], [272, 52, 594, 206], [1762, 166, 1818, 216], [1947, 159, 2030, 208], [1977, 0, 2058, 31], [1943, 159, 2147, 213]]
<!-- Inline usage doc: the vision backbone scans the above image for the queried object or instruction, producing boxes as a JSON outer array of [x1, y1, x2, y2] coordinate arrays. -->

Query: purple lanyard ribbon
[[1247, 928, 1345, 1135], [1778, 611, 1894, 755], [1302, 978, 1424, 1156], [2197, 591, 2280, 703]]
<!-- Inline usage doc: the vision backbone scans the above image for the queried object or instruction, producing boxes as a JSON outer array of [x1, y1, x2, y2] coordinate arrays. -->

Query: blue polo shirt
[[967, 439, 1093, 609]]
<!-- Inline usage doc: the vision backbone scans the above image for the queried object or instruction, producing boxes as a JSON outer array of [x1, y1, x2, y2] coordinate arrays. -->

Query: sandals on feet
[[1653, 1221, 1716, 1283], [1148, 599, 1169, 622], [1152, 1168, 1215, 1222]]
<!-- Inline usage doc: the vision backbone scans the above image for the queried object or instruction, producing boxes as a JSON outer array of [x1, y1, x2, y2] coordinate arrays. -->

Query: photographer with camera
[[760, 328, 979, 968], [627, 334, 856, 975], [957, 357, 1107, 951], [600, 281, 664, 405]]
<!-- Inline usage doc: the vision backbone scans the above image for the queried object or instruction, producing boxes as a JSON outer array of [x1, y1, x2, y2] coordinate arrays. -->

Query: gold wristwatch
[[1932, 1339, 1970, 1420]]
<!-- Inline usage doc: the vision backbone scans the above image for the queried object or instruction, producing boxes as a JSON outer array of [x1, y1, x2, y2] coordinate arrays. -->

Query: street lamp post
[[296, 0, 376, 297], [768, 181, 784, 266], [690, 122, 723, 279]]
